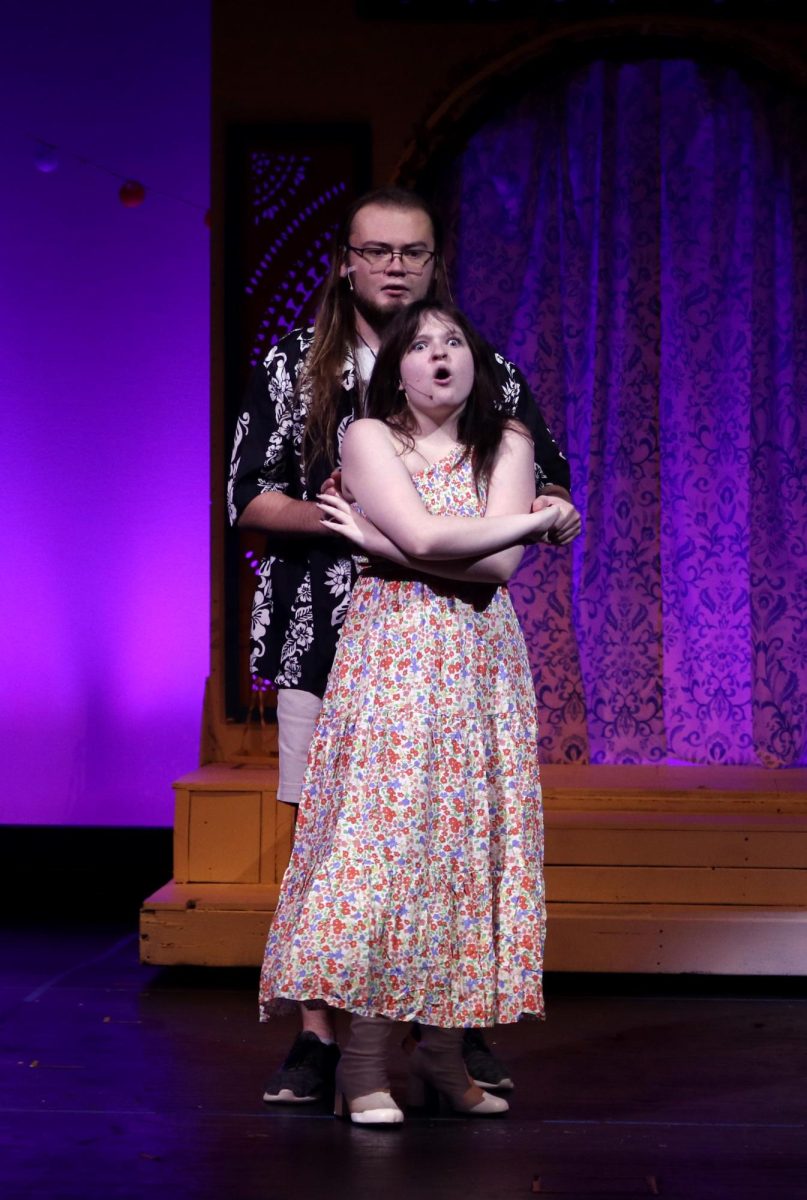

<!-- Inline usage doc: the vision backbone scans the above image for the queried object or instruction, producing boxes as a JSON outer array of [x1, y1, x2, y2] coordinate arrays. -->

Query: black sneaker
[[461, 1029, 514, 1091], [262, 1032, 340, 1103]]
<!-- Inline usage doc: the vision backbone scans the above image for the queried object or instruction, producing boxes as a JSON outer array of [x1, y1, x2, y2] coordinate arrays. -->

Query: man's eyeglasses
[[346, 243, 436, 275]]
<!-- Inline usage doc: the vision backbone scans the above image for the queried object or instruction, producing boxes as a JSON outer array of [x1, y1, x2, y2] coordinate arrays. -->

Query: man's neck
[[353, 308, 381, 354]]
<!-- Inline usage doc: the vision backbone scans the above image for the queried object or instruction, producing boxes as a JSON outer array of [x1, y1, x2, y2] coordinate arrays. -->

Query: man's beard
[[352, 288, 407, 335]]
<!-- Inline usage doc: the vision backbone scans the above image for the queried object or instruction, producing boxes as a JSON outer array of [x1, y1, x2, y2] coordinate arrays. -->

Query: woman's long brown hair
[[301, 188, 446, 487]]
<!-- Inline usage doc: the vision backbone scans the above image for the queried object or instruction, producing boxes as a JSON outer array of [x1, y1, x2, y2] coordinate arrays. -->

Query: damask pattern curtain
[[437, 58, 807, 766]]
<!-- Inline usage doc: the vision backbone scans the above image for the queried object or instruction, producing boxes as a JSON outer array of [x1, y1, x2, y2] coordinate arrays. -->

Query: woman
[[259, 301, 568, 1125]]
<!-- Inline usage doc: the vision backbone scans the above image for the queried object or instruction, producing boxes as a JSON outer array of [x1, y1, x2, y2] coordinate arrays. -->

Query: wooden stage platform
[[140, 761, 807, 975]]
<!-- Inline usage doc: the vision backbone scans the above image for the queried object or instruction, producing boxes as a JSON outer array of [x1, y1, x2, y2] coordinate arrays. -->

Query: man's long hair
[[365, 300, 512, 492], [302, 187, 446, 485]]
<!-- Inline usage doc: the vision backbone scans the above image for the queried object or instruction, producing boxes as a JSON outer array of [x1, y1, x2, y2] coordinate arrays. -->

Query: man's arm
[[497, 355, 571, 493], [498, 356, 581, 544], [228, 332, 335, 539], [238, 491, 325, 535]]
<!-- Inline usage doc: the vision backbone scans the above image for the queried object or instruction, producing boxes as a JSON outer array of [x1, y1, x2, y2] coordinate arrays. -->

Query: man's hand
[[321, 468, 343, 498], [532, 488, 581, 545]]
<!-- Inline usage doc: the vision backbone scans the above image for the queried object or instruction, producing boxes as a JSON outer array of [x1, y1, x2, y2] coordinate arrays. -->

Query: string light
[[244, 550, 263, 579], [119, 179, 146, 208], [29, 133, 208, 223], [33, 142, 59, 173]]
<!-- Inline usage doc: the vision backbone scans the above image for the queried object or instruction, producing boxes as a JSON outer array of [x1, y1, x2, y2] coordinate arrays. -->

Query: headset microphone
[[402, 382, 435, 401]]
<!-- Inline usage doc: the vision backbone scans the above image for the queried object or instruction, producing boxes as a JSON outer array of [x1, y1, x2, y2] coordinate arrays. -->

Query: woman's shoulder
[[345, 417, 395, 445], [343, 417, 400, 460]]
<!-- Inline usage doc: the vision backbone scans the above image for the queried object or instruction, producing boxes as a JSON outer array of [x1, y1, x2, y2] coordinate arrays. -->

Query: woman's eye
[[410, 341, 427, 352]]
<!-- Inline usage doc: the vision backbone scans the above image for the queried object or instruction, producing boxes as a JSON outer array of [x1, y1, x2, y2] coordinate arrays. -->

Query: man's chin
[[353, 293, 409, 332]]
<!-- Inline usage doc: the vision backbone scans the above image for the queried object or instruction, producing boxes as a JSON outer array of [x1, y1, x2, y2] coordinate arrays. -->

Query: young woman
[[259, 301, 569, 1125]]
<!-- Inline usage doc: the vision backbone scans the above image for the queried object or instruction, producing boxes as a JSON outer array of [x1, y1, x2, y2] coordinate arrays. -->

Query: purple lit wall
[[0, 2, 210, 825]]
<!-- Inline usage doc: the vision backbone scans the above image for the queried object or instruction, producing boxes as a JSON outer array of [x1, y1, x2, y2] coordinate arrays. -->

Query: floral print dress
[[259, 448, 546, 1027]]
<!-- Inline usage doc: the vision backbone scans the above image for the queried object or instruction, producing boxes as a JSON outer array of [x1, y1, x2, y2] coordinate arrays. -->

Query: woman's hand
[[317, 491, 371, 548], [526, 496, 563, 543]]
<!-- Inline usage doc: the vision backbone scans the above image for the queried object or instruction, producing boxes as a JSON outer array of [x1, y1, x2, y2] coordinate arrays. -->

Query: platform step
[[140, 881, 807, 973]]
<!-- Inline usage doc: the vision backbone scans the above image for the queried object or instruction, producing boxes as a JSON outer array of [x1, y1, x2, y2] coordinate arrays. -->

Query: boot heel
[[333, 1090, 346, 1119], [408, 1030, 510, 1117], [406, 1072, 444, 1114]]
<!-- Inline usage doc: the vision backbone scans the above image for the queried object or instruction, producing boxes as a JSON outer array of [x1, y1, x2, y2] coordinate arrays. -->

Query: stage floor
[[2, 921, 806, 1200]]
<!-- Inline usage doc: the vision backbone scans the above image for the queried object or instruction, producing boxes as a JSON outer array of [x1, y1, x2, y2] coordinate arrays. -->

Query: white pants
[[275, 688, 323, 805]]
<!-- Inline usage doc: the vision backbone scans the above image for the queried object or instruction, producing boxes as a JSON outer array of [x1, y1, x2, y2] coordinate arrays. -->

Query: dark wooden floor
[[1, 921, 806, 1200]]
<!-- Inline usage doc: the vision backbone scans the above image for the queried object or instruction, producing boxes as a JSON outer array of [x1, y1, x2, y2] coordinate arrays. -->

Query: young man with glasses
[[228, 186, 580, 1105]]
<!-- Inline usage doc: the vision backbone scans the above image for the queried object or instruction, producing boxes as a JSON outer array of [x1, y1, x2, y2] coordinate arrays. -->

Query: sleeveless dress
[[259, 447, 546, 1027]]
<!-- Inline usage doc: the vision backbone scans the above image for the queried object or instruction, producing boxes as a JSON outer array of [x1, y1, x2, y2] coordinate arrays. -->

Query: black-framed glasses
[[346, 243, 436, 274]]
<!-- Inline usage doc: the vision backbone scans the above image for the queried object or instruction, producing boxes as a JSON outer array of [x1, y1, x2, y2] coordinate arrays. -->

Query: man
[[228, 186, 580, 1104]]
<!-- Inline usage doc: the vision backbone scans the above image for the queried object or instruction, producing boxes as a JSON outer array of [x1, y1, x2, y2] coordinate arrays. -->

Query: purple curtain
[[437, 59, 807, 767]]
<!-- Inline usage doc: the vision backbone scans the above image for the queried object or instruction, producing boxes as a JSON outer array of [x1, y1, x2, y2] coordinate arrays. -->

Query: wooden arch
[[393, 16, 807, 189]]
